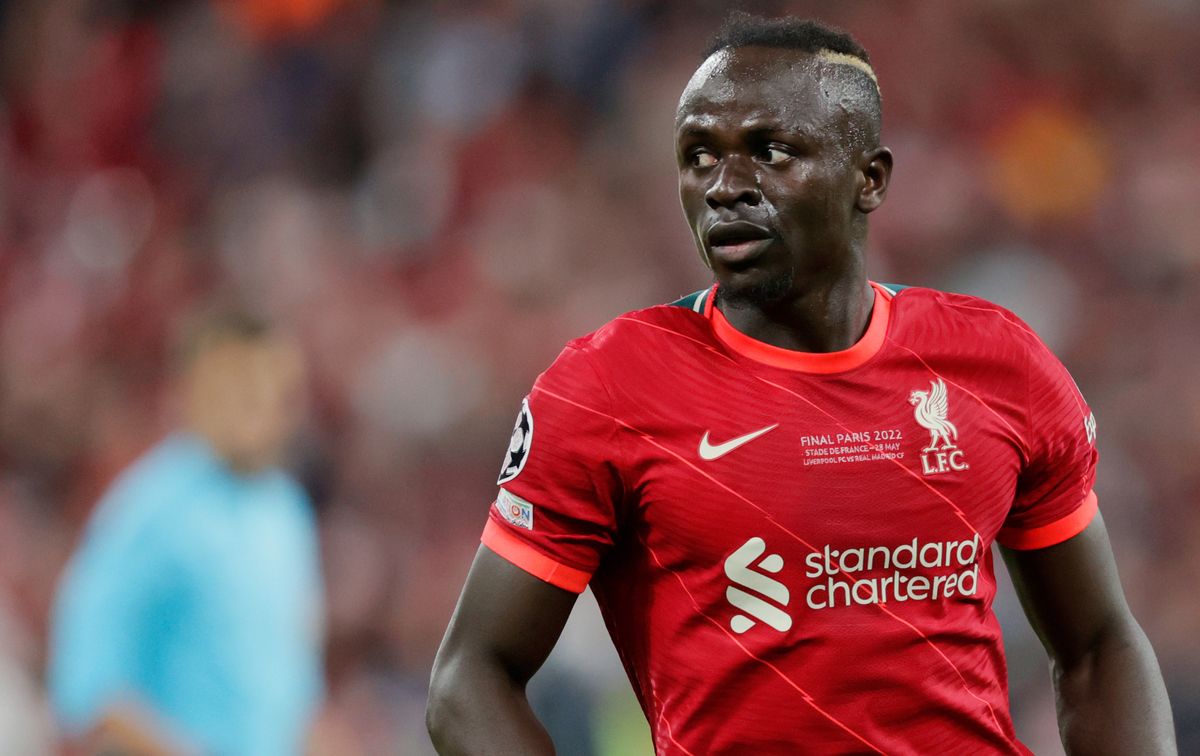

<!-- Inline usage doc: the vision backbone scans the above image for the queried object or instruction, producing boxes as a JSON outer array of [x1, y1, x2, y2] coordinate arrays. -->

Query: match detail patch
[[496, 488, 534, 530], [498, 397, 533, 484]]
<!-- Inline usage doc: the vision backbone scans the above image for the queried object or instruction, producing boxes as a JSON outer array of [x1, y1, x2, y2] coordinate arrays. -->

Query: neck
[[715, 269, 874, 354], [184, 421, 271, 475]]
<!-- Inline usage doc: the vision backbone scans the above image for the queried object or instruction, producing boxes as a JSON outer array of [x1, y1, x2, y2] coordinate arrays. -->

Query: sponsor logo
[[803, 536, 980, 609], [909, 378, 968, 475], [498, 398, 533, 484], [699, 424, 779, 461], [724, 535, 982, 619], [724, 537, 792, 633], [495, 488, 534, 530], [1084, 411, 1097, 445]]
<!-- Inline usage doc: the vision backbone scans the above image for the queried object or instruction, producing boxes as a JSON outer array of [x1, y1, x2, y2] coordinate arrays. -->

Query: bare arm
[[427, 545, 578, 755], [77, 707, 192, 756], [1001, 513, 1176, 755]]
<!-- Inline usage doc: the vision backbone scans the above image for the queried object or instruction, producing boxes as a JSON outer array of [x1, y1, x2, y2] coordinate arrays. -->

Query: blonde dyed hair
[[815, 49, 879, 93]]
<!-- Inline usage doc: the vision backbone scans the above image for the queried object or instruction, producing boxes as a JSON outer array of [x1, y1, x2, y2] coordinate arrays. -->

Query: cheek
[[771, 167, 853, 224], [678, 179, 707, 226], [766, 178, 824, 227]]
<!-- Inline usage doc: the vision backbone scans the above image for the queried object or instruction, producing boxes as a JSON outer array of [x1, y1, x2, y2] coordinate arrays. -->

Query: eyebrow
[[675, 121, 809, 140], [676, 123, 711, 139], [743, 123, 802, 138]]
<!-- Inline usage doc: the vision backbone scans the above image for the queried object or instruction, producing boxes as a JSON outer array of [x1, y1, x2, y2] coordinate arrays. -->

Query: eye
[[758, 145, 793, 165], [689, 150, 718, 169]]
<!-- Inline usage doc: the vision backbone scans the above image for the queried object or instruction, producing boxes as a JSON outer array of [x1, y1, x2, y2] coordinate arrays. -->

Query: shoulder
[[559, 288, 715, 363], [887, 284, 1045, 351], [95, 438, 199, 514], [86, 436, 220, 542], [67, 438, 217, 574], [274, 472, 312, 507], [887, 283, 1016, 320], [532, 291, 716, 397], [264, 472, 318, 530]]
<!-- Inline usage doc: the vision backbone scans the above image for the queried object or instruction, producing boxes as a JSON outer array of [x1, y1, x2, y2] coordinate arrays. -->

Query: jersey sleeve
[[481, 343, 625, 593], [996, 335, 1099, 550]]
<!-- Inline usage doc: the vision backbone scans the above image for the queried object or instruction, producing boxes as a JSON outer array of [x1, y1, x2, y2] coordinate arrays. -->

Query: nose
[[705, 156, 762, 210]]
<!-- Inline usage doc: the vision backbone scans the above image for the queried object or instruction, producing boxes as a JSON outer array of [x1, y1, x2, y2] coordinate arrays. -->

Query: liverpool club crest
[[909, 378, 968, 475]]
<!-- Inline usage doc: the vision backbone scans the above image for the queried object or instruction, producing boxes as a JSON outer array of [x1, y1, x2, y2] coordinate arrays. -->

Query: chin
[[715, 268, 795, 309]]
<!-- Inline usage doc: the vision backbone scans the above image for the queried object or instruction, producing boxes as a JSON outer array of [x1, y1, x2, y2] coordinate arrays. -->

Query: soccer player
[[427, 14, 1176, 755], [49, 312, 324, 756]]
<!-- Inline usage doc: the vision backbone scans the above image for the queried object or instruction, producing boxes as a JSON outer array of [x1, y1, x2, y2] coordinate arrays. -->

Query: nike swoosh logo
[[699, 424, 779, 461]]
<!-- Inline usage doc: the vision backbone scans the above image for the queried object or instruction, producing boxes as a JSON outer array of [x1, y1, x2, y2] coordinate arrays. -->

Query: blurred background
[[0, 0, 1196, 753]]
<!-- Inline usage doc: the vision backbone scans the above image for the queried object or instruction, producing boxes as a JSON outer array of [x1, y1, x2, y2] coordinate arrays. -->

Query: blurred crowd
[[0, 0, 1196, 753]]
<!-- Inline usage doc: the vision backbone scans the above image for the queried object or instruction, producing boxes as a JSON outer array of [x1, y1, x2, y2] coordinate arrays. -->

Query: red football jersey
[[483, 282, 1098, 755]]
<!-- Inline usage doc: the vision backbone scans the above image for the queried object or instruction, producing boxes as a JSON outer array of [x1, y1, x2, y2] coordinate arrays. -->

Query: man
[[49, 312, 323, 756], [427, 13, 1176, 755]]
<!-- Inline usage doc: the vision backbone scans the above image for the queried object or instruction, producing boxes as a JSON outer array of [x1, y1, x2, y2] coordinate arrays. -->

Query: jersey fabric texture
[[49, 434, 324, 756], [482, 282, 1098, 755]]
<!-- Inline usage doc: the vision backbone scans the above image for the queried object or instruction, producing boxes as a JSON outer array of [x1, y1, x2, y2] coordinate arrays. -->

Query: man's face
[[676, 46, 878, 306], [186, 337, 305, 472]]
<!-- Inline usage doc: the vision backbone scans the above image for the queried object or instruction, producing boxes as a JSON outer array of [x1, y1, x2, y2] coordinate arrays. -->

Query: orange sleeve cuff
[[997, 490, 1099, 550], [481, 519, 592, 593]]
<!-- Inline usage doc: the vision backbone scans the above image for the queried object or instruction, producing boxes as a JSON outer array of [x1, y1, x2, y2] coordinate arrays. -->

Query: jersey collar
[[706, 281, 893, 373]]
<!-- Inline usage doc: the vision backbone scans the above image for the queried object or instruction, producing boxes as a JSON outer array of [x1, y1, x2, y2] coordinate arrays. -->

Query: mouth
[[706, 221, 774, 267]]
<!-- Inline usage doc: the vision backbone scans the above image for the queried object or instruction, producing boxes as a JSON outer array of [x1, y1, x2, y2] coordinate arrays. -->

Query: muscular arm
[[427, 545, 578, 755], [1001, 513, 1176, 755]]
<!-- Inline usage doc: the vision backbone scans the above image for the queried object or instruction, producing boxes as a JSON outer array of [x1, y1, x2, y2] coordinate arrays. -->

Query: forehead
[[676, 47, 831, 131], [196, 337, 302, 378]]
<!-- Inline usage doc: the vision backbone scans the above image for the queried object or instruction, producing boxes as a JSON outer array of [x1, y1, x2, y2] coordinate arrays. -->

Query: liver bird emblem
[[909, 378, 958, 452]]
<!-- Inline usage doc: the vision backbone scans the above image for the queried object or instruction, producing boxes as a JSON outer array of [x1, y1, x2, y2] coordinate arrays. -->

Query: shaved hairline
[[678, 47, 882, 149], [682, 46, 880, 102], [815, 49, 878, 92]]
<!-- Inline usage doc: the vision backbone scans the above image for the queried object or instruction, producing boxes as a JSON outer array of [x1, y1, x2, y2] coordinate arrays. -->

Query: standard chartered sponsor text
[[804, 535, 980, 610]]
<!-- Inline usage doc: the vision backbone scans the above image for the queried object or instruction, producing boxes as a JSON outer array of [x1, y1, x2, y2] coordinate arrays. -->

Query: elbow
[[425, 669, 451, 744], [425, 688, 452, 746], [426, 653, 468, 746], [1053, 611, 1143, 679]]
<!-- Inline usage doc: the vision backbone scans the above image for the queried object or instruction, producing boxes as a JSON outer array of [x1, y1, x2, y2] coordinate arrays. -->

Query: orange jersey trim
[[709, 282, 894, 373], [996, 490, 1099, 550], [481, 518, 592, 593]]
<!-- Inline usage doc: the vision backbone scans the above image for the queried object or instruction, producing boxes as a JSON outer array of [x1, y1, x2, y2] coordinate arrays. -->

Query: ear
[[856, 147, 892, 214]]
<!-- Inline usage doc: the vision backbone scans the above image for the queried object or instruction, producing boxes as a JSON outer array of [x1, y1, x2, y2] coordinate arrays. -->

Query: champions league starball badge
[[498, 398, 534, 484]]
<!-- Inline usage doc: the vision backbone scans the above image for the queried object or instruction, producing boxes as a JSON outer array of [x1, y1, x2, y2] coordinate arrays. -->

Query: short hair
[[704, 12, 872, 65], [703, 12, 882, 142], [173, 308, 277, 370]]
